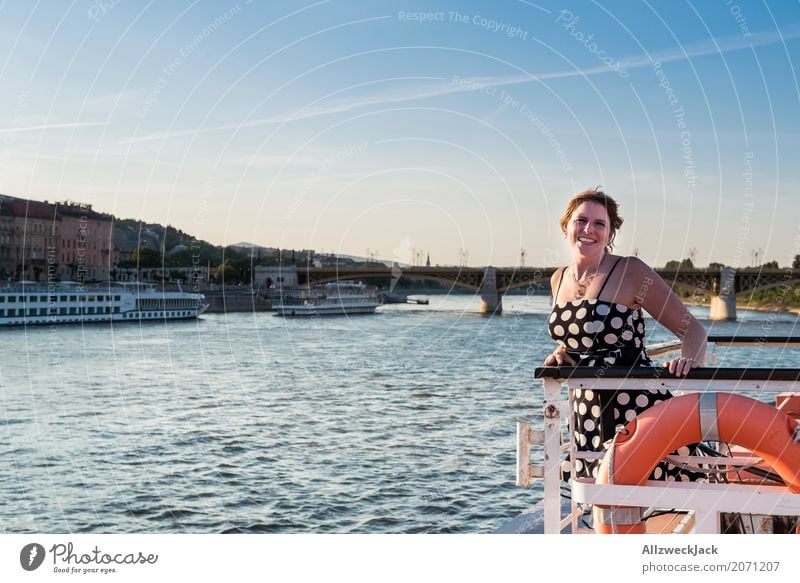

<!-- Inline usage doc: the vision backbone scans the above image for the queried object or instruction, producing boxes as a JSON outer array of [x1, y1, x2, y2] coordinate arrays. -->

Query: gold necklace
[[571, 252, 605, 300]]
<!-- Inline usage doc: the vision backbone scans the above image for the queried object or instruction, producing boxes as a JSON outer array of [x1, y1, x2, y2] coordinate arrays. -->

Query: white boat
[[0, 281, 208, 326], [271, 282, 380, 317]]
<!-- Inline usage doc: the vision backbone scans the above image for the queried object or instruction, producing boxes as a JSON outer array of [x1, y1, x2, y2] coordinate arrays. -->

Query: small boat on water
[[378, 291, 430, 305], [501, 335, 800, 534], [0, 281, 208, 326], [271, 282, 380, 317]]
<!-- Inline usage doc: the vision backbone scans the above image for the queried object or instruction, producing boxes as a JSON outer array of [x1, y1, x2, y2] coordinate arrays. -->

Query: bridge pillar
[[479, 266, 502, 314], [709, 266, 737, 321]]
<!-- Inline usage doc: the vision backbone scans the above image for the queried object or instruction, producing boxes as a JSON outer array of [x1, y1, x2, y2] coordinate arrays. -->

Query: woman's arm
[[627, 257, 707, 377]]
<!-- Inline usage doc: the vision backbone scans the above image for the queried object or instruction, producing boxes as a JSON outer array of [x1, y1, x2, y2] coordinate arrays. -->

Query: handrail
[[534, 366, 800, 381], [545, 336, 800, 376], [708, 335, 800, 346], [645, 339, 682, 357]]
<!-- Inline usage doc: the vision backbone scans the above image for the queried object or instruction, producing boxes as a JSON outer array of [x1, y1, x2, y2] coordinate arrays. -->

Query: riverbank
[[736, 302, 800, 316]]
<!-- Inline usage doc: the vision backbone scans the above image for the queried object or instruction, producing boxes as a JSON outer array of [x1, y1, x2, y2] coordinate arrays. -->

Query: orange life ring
[[593, 392, 800, 534]]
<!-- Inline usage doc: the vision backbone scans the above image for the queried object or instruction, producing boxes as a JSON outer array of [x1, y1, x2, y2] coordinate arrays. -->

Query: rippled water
[[0, 294, 797, 533]]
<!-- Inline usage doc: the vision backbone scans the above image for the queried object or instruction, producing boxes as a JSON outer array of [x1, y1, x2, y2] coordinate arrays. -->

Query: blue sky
[[0, 0, 799, 268]]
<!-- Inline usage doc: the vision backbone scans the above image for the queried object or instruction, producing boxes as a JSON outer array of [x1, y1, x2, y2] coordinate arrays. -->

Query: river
[[0, 294, 797, 533]]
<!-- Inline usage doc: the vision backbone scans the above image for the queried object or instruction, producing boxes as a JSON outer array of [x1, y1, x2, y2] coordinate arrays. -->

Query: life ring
[[593, 392, 800, 534]]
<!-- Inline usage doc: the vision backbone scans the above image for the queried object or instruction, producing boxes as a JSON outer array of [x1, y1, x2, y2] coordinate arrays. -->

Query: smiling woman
[[543, 187, 708, 482]]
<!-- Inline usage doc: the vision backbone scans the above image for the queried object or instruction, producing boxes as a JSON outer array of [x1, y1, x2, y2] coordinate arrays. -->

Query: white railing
[[517, 336, 800, 534]]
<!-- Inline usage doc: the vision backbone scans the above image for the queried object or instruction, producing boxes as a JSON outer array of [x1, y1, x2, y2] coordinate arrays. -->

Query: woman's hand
[[664, 355, 701, 377], [543, 345, 577, 367]]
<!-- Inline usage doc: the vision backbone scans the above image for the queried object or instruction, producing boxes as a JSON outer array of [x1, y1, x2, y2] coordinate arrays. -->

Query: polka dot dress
[[548, 264, 703, 482]]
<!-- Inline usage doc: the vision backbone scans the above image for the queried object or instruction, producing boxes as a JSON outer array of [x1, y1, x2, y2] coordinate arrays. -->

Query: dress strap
[[552, 267, 567, 307], [597, 257, 623, 297]]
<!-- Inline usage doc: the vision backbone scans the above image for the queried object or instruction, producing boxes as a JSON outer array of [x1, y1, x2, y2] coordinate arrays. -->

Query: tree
[[664, 258, 694, 270], [215, 261, 237, 284], [793, 255, 800, 269], [132, 246, 162, 268]]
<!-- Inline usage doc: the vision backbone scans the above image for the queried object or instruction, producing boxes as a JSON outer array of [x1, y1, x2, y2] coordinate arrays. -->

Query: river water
[[1, 294, 798, 533]]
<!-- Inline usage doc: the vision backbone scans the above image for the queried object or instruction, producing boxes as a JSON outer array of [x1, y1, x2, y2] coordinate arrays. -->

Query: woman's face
[[564, 201, 612, 258]]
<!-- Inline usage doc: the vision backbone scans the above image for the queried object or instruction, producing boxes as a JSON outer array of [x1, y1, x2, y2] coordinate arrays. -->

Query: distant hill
[[113, 218, 230, 267], [112, 219, 314, 268]]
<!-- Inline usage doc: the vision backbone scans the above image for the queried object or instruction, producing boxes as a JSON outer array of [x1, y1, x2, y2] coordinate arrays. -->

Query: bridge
[[295, 266, 800, 319]]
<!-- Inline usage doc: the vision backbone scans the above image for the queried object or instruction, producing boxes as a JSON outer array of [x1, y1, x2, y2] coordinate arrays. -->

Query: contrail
[[0, 122, 108, 134]]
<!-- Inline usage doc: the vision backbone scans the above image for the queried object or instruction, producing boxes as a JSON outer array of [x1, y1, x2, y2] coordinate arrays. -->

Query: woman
[[544, 187, 707, 480]]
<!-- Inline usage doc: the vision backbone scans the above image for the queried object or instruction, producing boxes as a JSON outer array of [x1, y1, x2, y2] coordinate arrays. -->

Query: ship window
[[40, 295, 48, 302], [0, 296, 4, 302], [114, 295, 120, 301], [88, 307, 95, 314], [70, 295, 77, 302], [7, 296, 14, 302], [114, 307, 120, 313], [60, 295, 67, 301], [59, 308, 67, 315], [0, 309, 4, 316], [7, 309, 15, 316]]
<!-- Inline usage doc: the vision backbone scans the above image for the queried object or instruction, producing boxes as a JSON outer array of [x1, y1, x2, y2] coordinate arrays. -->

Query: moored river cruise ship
[[0, 281, 208, 326]]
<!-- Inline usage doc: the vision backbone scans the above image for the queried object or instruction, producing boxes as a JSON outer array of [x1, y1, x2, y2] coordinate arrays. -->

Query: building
[[55, 201, 114, 282], [0, 195, 58, 281], [0, 195, 114, 283], [255, 265, 298, 290]]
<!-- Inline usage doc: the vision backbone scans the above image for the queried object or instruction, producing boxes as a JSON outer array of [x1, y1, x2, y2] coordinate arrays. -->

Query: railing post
[[693, 508, 720, 534], [542, 377, 562, 533], [515, 421, 531, 487]]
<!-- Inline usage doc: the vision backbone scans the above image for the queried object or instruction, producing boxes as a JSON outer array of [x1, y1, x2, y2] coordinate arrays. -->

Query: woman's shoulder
[[550, 266, 567, 284], [607, 256, 656, 302], [550, 266, 573, 300], [612, 255, 652, 275]]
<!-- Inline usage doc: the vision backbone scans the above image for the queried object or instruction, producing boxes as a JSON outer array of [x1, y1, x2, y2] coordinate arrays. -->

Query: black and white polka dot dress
[[548, 260, 700, 482]]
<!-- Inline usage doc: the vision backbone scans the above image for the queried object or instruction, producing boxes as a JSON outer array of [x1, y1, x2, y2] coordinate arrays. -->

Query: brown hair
[[559, 187, 624, 251]]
